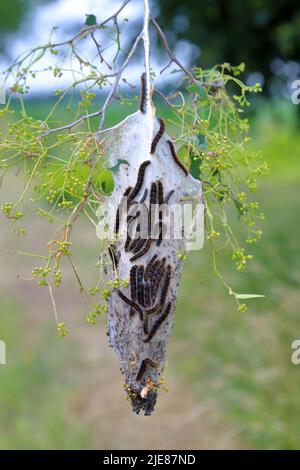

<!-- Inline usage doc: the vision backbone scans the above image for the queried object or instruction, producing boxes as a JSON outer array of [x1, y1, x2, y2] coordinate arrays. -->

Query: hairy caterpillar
[[144, 254, 158, 281], [150, 118, 165, 154], [136, 358, 157, 381], [129, 160, 151, 202], [125, 233, 132, 252], [150, 181, 157, 205], [130, 238, 152, 262], [149, 182, 157, 237], [167, 140, 188, 176], [150, 258, 166, 302], [137, 266, 145, 307], [144, 302, 172, 343], [159, 264, 172, 309], [146, 264, 171, 315], [116, 289, 143, 319], [130, 265, 138, 302], [144, 280, 151, 308], [132, 238, 147, 254], [139, 72, 146, 113], [143, 315, 149, 335]]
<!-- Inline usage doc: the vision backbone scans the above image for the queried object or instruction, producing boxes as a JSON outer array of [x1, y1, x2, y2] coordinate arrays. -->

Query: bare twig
[[98, 31, 143, 131], [150, 15, 196, 83], [154, 88, 174, 108], [6, 0, 132, 77], [91, 32, 112, 69], [38, 31, 143, 139]]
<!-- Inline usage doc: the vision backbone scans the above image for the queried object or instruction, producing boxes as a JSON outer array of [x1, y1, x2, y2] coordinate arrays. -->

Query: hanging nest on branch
[[99, 76, 202, 415]]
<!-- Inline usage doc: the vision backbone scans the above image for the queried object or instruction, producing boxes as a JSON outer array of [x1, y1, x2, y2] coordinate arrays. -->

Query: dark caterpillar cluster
[[113, 154, 179, 385], [117, 256, 172, 344]]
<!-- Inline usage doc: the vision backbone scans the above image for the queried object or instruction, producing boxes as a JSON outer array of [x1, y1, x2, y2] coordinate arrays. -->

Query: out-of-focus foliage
[[0, 0, 53, 51], [156, 0, 300, 90]]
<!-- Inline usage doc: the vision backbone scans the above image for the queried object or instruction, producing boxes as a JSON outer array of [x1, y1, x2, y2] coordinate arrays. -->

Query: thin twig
[[98, 31, 143, 131], [150, 15, 196, 83], [154, 88, 174, 108], [39, 31, 143, 139]]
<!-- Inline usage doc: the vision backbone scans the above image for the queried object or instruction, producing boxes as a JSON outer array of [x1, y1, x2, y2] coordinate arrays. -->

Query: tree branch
[[150, 15, 196, 83], [38, 31, 143, 139], [142, 0, 151, 114]]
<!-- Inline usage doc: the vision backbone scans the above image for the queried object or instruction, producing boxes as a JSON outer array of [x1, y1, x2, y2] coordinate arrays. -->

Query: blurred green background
[[0, 0, 300, 450]]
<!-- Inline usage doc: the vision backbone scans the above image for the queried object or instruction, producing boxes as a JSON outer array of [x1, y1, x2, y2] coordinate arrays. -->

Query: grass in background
[[0, 297, 89, 449]]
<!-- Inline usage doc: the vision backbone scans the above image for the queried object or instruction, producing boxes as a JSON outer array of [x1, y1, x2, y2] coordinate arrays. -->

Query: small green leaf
[[85, 14, 97, 26], [98, 170, 114, 195], [108, 159, 129, 174], [189, 156, 202, 180], [231, 292, 265, 300]]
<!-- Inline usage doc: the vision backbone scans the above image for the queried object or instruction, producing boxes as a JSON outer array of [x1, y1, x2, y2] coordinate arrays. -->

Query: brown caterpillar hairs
[[149, 182, 157, 237], [130, 238, 152, 262], [129, 160, 151, 202], [128, 237, 139, 253], [130, 265, 138, 302], [139, 72, 147, 113], [146, 262, 171, 315], [159, 264, 172, 308], [144, 280, 151, 308], [143, 315, 148, 335], [136, 358, 157, 381], [165, 189, 175, 204], [116, 289, 143, 319], [145, 304, 160, 315], [137, 266, 145, 308], [144, 254, 158, 281], [124, 233, 132, 252], [132, 238, 147, 254], [144, 302, 172, 343], [167, 140, 188, 176], [150, 258, 166, 301], [148, 259, 161, 280], [150, 118, 165, 154], [150, 181, 157, 205]]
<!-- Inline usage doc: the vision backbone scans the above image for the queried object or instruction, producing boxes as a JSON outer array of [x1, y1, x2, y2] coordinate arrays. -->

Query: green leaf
[[85, 14, 97, 26], [189, 156, 202, 180], [232, 292, 265, 300], [98, 170, 114, 195], [108, 159, 129, 174]]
